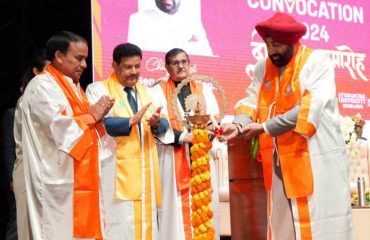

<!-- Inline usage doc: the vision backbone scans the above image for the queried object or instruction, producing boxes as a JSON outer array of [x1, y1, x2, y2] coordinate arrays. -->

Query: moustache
[[128, 74, 138, 79], [270, 54, 282, 59]]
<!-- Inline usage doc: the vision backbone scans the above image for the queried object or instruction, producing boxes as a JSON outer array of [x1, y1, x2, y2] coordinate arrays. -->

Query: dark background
[[0, 0, 92, 238], [0, 0, 92, 110]]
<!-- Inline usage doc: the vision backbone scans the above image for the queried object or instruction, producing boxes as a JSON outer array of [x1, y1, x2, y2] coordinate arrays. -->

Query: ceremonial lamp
[[172, 75, 227, 240]]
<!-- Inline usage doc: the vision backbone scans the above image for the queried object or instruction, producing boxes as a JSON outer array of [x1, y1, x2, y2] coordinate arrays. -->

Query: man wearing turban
[[222, 13, 354, 239]]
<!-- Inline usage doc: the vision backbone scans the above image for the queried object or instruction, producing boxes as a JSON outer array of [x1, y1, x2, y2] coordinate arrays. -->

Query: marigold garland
[[190, 129, 215, 240]]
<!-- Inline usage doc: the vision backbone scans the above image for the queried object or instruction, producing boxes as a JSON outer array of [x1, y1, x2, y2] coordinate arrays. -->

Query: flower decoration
[[339, 115, 358, 146], [339, 115, 363, 160], [214, 126, 223, 139], [210, 114, 223, 140], [190, 129, 215, 240]]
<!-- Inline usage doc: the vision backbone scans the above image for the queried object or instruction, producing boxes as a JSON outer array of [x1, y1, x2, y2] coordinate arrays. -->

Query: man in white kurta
[[149, 48, 220, 240], [222, 13, 354, 240], [20, 31, 114, 240], [86, 43, 168, 240], [128, 0, 213, 56]]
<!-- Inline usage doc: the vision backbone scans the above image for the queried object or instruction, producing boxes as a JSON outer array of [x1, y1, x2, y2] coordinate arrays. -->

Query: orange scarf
[[257, 45, 314, 198], [46, 65, 102, 238], [160, 78, 203, 191]]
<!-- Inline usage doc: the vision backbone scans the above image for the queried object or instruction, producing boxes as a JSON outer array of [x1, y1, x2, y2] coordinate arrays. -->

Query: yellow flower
[[192, 161, 197, 169], [199, 224, 207, 233], [190, 144, 199, 153], [194, 175, 202, 184], [199, 142, 206, 149], [205, 220, 213, 228], [199, 192, 205, 199], [199, 173, 206, 181]]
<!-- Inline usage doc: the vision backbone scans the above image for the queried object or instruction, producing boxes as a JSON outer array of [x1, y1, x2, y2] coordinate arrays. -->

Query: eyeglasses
[[168, 59, 189, 67]]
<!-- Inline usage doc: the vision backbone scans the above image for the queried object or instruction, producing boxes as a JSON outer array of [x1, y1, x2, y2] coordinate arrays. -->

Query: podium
[[227, 138, 267, 240]]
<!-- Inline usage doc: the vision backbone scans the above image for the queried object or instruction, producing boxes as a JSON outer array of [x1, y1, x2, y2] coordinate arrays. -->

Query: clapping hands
[[90, 95, 115, 122], [146, 106, 163, 127]]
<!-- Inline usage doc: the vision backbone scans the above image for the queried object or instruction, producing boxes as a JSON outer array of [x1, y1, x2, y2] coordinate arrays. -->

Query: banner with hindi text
[[92, 0, 370, 118]]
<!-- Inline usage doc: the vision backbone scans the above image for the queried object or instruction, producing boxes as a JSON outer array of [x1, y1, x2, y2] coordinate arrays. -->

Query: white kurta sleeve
[[149, 83, 175, 144], [233, 59, 266, 126], [27, 77, 95, 160], [86, 82, 104, 104], [14, 98, 23, 164], [294, 51, 336, 139], [86, 81, 113, 118]]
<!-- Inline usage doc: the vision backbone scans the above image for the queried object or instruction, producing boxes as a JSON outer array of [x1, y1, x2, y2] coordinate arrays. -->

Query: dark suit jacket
[[1, 108, 16, 183]]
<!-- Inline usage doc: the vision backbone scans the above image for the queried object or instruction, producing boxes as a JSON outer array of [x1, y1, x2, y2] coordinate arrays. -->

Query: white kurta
[[128, 7, 213, 56], [86, 81, 159, 240], [20, 73, 110, 240], [149, 82, 220, 240], [235, 50, 354, 240], [13, 96, 32, 240]]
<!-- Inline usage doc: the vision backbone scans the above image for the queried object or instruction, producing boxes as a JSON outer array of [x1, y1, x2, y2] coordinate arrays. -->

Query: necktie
[[124, 86, 141, 136], [124, 87, 138, 114]]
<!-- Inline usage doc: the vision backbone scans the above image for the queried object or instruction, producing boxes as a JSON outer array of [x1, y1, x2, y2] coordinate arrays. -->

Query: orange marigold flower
[[206, 209, 214, 218], [201, 198, 210, 205], [201, 213, 209, 222], [191, 204, 197, 211], [195, 200, 203, 208], [196, 184, 204, 192], [192, 215, 202, 227]]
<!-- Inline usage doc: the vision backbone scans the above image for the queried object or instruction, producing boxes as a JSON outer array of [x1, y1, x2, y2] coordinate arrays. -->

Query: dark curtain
[[0, 1, 92, 238], [0, 0, 92, 111]]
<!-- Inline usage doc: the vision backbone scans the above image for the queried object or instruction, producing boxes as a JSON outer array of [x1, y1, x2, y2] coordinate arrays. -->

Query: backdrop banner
[[92, 0, 370, 118]]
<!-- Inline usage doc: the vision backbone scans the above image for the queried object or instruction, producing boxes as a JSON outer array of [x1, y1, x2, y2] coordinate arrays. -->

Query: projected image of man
[[128, 0, 213, 56]]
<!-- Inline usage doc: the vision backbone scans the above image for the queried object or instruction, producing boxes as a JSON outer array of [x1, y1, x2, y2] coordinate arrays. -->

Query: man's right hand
[[90, 95, 115, 122], [129, 103, 152, 127], [182, 132, 193, 144], [219, 123, 241, 142]]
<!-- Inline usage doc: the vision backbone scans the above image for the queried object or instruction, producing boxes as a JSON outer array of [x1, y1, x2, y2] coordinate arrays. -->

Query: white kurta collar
[[65, 76, 82, 100]]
